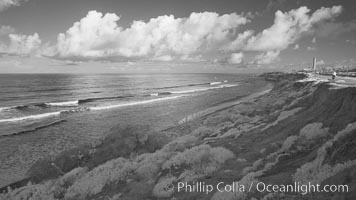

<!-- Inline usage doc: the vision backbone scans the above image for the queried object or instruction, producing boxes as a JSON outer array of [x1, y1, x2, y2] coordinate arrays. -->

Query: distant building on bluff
[[301, 57, 318, 73], [312, 57, 317, 71]]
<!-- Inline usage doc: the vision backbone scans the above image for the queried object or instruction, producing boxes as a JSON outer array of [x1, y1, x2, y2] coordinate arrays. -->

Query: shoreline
[[177, 83, 273, 125]]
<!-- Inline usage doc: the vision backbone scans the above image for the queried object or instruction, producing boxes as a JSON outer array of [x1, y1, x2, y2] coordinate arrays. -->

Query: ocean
[[0, 73, 268, 186]]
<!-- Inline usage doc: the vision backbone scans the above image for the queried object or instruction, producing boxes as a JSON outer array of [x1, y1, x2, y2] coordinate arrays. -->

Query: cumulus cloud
[[0, 25, 14, 36], [0, 33, 42, 55], [253, 50, 280, 64], [55, 10, 250, 60], [244, 6, 342, 51], [8, 33, 41, 54], [223, 30, 254, 51], [228, 52, 244, 64], [0, 0, 27, 12]]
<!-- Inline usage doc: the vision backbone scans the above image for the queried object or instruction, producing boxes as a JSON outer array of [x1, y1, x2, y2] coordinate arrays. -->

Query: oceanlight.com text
[[255, 182, 349, 195]]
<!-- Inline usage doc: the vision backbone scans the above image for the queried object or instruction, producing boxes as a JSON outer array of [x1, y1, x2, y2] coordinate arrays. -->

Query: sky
[[0, 0, 355, 73]]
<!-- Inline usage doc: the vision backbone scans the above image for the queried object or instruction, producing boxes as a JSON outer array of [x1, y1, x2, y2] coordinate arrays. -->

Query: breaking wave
[[45, 100, 79, 107], [170, 84, 238, 94], [78, 95, 134, 104], [90, 95, 185, 111], [210, 81, 222, 85], [150, 83, 238, 96], [0, 111, 62, 123]]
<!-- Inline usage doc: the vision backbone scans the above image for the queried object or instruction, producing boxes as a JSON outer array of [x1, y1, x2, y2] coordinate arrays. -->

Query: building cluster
[[298, 57, 356, 77]]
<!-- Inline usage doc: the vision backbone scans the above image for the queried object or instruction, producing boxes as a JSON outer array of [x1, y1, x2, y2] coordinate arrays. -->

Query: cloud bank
[[0, 25, 14, 36], [228, 52, 244, 64], [253, 50, 281, 64], [244, 6, 342, 51], [55, 11, 250, 60], [0, 33, 41, 55], [244, 5, 342, 63], [0, 5, 344, 65], [54, 5, 341, 63]]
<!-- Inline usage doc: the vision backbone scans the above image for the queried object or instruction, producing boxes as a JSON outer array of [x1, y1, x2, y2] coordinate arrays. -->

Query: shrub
[[191, 126, 214, 139], [135, 151, 173, 181], [143, 131, 171, 152], [176, 170, 202, 183], [58, 167, 88, 188], [87, 125, 147, 168], [242, 158, 263, 175], [299, 123, 329, 140], [236, 158, 247, 163], [152, 176, 176, 198], [281, 135, 298, 152], [221, 128, 242, 138], [262, 107, 302, 131], [162, 145, 234, 181], [130, 134, 199, 182], [161, 135, 198, 153], [0, 181, 57, 200], [259, 148, 266, 154], [262, 153, 289, 173], [211, 172, 261, 200], [65, 157, 137, 199], [332, 122, 356, 142], [294, 159, 356, 184], [0, 168, 90, 200], [293, 122, 356, 184], [163, 145, 234, 171], [266, 135, 298, 160], [27, 158, 64, 183], [203, 113, 235, 127]]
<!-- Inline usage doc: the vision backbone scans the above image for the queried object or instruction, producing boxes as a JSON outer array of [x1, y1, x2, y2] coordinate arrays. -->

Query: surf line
[[90, 95, 186, 111], [0, 111, 62, 123]]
